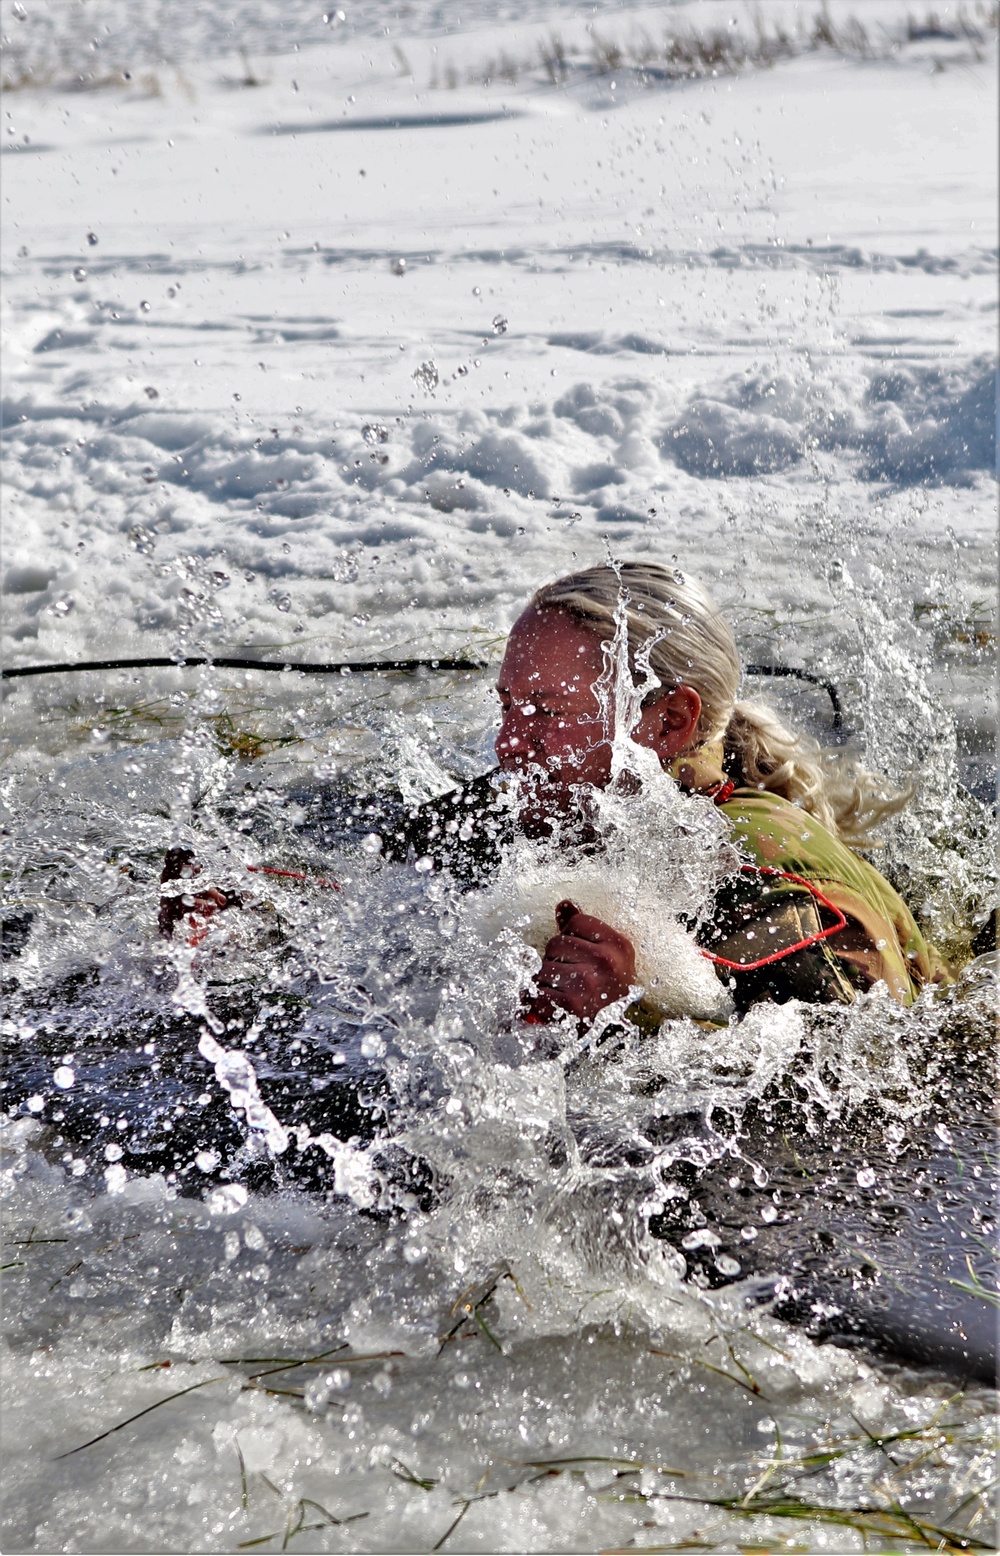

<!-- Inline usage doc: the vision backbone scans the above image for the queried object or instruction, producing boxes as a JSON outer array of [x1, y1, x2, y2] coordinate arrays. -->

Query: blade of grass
[[391, 1457, 438, 1490], [472, 1305, 505, 1354], [432, 1498, 471, 1552], [741, 1423, 783, 1505], [649, 1347, 763, 1399], [236, 1439, 249, 1511], [55, 1375, 227, 1458]]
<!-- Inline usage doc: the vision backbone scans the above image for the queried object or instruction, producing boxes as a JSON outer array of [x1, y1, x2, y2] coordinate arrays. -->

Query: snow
[[1, 0, 997, 1550], [2, 0, 995, 688]]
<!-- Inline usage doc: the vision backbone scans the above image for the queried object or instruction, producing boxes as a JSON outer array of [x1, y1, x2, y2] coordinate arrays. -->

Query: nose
[[496, 705, 541, 767]]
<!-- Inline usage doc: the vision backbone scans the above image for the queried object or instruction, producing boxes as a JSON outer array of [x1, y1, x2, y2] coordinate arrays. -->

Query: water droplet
[[492, 314, 508, 334], [681, 1227, 720, 1251], [73, 266, 87, 282], [87, 231, 98, 245], [305, 1376, 331, 1412], [144, 385, 159, 399], [104, 1143, 123, 1162], [390, 256, 407, 276], [104, 1163, 127, 1194], [412, 360, 438, 393], [362, 421, 389, 445], [140, 299, 151, 312], [759, 1204, 778, 1224], [207, 1183, 249, 1216], [714, 1254, 741, 1276], [52, 1065, 75, 1089], [934, 1122, 954, 1146], [739, 1225, 758, 1241], [26, 1095, 44, 1114], [856, 1166, 876, 1188], [195, 1150, 220, 1172]]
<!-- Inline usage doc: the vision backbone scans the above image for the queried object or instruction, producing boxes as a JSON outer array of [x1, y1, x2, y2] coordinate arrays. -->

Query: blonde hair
[[531, 562, 909, 849]]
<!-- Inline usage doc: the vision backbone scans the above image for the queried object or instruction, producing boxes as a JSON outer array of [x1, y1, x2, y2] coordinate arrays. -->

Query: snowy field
[[1, 0, 998, 1552]]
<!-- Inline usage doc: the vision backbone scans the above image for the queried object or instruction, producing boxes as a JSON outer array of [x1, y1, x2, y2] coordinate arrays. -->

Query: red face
[[494, 606, 701, 825]]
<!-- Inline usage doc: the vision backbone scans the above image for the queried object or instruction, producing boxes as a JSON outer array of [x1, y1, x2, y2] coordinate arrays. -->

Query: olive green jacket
[[670, 746, 946, 1007]]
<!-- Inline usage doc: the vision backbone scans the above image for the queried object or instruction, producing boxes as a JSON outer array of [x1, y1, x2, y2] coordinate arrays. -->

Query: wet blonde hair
[[531, 561, 909, 849]]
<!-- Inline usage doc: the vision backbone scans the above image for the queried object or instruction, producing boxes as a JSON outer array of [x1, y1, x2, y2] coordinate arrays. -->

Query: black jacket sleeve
[[379, 770, 512, 887]]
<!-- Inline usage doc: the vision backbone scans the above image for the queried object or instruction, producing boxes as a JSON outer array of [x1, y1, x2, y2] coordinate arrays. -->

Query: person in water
[[161, 562, 946, 1021]]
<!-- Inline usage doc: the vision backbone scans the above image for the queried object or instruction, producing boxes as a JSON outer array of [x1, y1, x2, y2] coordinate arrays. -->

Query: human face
[[494, 606, 701, 823]]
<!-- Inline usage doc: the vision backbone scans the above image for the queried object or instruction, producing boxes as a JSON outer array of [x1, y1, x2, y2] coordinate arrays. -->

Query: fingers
[[553, 900, 632, 952], [158, 882, 242, 939], [527, 961, 624, 1023], [522, 902, 637, 1025], [542, 923, 635, 980]]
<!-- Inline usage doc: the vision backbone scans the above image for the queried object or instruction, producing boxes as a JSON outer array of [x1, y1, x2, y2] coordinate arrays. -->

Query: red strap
[[246, 864, 340, 891], [700, 864, 847, 972]]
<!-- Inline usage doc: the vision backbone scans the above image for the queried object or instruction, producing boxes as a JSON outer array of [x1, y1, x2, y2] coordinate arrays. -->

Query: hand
[[524, 899, 636, 1026], [159, 847, 242, 942]]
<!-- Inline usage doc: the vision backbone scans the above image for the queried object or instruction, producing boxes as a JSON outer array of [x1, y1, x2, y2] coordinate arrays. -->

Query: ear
[[636, 685, 702, 760], [662, 685, 701, 734]]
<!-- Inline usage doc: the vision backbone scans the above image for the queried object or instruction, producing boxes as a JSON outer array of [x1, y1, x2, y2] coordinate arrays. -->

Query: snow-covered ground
[[1, 1, 997, 1551], [2, 0, 995, 690]]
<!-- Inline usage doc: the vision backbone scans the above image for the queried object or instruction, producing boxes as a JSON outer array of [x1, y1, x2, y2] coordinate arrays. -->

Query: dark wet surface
[[651, 1101, 997, 1384], [4, 945, 995, 1381], [263, 110, 524, 136], [3, 782, 996, 1384]]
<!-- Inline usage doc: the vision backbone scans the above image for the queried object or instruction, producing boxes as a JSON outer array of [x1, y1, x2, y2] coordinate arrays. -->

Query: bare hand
[[524, 899, 636, 1026], [159, 847, 242, 941]]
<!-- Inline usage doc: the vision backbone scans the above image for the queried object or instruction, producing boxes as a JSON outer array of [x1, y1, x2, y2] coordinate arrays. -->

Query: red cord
[[700, 865, 847, 972], [245, 864, 340, 891]]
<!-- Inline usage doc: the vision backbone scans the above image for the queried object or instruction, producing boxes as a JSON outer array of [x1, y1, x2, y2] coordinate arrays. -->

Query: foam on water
[[2, 576, 996, 1550]]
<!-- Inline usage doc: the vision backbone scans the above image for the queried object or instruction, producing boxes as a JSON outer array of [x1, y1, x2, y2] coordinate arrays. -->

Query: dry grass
[[448, 2, 998, 92], [2, 3, 995, 94]]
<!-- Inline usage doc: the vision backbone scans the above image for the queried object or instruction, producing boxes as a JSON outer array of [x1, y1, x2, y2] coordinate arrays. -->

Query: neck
[[665, 739, 730, 798]]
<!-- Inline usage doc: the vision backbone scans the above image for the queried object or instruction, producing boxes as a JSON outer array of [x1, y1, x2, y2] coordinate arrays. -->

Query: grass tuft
[[429, 2, 998, 95]]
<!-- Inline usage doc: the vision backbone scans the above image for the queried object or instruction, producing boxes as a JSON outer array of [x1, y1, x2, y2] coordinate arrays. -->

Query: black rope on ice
[[1, 654, 485, 679], [744, 664, 843, 730], [1, 655, 843, 727]]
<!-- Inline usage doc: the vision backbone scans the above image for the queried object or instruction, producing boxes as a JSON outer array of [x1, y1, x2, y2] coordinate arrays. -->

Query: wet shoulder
[[719, 789, 844, 871], [719, 789, 892, 903], [719, 789, 921, 931], [381, 769, 511, 885]]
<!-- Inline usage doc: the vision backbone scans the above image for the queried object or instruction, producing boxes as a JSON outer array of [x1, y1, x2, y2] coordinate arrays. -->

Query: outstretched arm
[[159, 847, 242, 942]]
